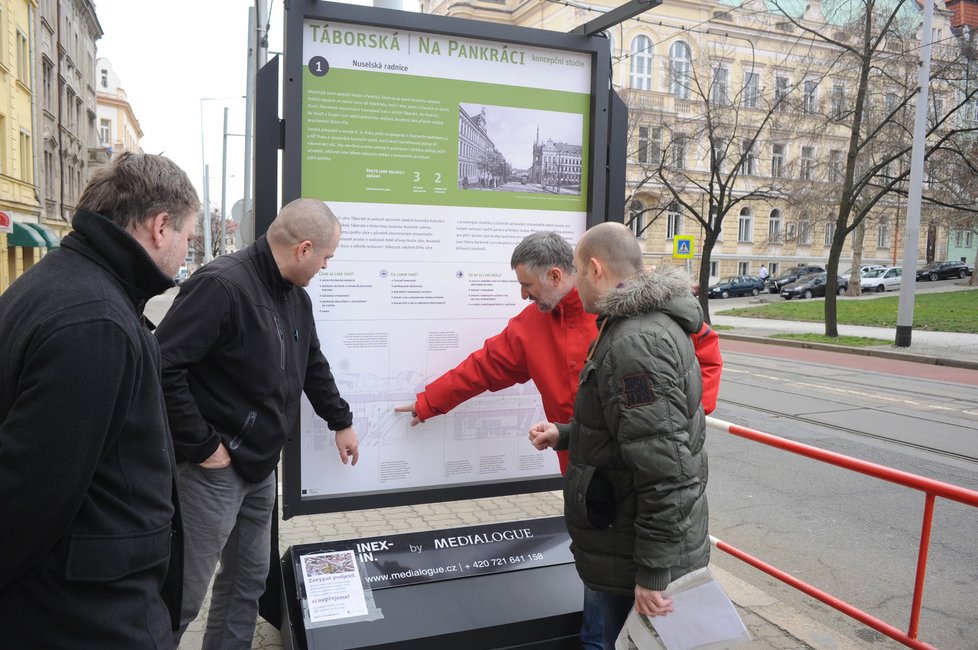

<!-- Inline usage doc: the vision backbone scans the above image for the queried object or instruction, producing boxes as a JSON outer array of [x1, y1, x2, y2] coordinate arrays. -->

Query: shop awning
[[24, 222, 61, 248], [6, 221, 46, 248]]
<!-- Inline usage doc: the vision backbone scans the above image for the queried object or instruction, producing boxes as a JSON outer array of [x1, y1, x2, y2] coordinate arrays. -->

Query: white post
[[895, 0, 934, 347]]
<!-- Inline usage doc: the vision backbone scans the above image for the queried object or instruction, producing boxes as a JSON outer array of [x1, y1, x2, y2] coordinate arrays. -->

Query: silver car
[[860, 267, 902, 293]]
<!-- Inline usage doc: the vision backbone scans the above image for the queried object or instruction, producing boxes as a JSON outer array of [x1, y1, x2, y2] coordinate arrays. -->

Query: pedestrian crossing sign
[[673, 236, 694, 259]]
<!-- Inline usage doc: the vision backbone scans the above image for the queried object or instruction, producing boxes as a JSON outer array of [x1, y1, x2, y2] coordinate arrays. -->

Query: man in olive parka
[[530, 222, 709, 648]]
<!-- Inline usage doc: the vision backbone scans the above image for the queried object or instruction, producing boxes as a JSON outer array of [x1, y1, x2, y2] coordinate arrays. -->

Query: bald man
[[156, 198, 359, 649], [530, 222, 709, 649]]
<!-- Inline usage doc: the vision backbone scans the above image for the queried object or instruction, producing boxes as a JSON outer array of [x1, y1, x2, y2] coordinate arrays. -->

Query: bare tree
[[622, 36, 815, 320], [770, 0, 978, 336]]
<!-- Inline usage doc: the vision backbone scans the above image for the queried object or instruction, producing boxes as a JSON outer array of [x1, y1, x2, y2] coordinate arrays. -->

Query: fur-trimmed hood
[[595, 266, 703, 335]]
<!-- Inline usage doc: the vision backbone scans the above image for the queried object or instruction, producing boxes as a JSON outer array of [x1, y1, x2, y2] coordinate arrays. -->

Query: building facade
[[423, 0, 969, 283], [0, 0, 42, 291], [95, 57, 142, 161]]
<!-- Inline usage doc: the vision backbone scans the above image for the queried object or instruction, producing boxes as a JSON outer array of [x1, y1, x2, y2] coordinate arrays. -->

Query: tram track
[[714, 396, 978, 464]]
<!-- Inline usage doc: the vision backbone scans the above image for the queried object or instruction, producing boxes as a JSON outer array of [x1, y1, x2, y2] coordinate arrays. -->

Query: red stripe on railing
[[706, 416, 978, 648]]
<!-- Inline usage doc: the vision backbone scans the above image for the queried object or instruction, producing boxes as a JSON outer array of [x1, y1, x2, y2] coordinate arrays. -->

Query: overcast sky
[[94, 0, 282, 214]]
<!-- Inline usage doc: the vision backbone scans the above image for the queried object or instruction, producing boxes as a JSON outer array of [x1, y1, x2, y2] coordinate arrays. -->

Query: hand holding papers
[[615, 568, 751, 650]]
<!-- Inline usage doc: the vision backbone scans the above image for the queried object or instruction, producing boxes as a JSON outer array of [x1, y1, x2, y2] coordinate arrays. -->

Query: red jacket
[[415, 288, 722, 474]]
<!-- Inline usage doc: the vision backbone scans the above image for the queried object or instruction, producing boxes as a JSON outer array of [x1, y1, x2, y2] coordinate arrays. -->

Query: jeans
[[175, 462, 276, 650], [582, 586, 634, 649]]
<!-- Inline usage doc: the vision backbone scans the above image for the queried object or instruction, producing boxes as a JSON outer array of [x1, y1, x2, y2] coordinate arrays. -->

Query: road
[[709, 339, 978, 649]]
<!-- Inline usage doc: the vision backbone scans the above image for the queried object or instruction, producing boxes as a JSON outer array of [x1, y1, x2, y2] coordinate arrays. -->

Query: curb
[[719, 332, 978, 371]]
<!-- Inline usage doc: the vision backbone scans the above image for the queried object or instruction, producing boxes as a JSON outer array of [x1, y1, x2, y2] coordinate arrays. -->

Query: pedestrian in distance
[[529, 222, 710, 649], [758, 264, 769, 285], [0, 152, 199, 648], [394, 229, 720, 649], [156, 197, 360, 649]]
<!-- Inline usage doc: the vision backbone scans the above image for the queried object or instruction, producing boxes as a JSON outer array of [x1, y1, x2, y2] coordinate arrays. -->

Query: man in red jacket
[[394, 231, 722, 477]]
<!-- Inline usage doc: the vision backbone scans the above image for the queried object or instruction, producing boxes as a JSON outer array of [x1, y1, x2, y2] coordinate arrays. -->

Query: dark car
[[767, 265, 826, 293], [708, 275, 766, 299], [915, 260, 972, 281], [780, 272, 848, 300]]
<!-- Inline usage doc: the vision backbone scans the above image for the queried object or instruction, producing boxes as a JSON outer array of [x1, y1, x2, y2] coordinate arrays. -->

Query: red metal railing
[[706, 415, 978, 650]]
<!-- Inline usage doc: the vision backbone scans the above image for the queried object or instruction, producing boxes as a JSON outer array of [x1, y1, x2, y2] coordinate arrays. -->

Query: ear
[[149, 212, 170, 249], [547, 266, 562, 286], [296, 239, 314, 259], [588, 256, 604, 280]]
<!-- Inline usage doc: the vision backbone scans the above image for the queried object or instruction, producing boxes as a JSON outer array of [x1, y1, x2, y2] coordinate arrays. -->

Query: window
[[800, 146, 815, 180], [738, 207, 753, 243], [711, 136, 728, 172], [711, 65, 729, 105], [99, 119, 111, 146], [831, 83, 845, 120], [43, 61, 54, 113], [710, 261, 719, 277], [709, 202, 723, 242], [44, 150, 54, 195], [743, 71, 759, 109], [884, 91, 898, 115], [648, 127, 662, 164], [769, 209, 783, 242], [669, 42, 692, 99], [824, 221, 835, 246], [740, 139, 757, 175], [786, 221, 797, 241], [877, 220, 890, 248], [0, 115, 6, 174], [630, 36, 653, 91], [769, 263, 779, 275], [955, 229, 962, 247], [771, 143, 785, 178], [637, 127, 649, 164], [829, 149, 844, 182], [16, 30, 29, 86], [803, 79, 818, 114], [629, 200, 646, 238], [666, 202, 683, 239], [671, 134, 687, 169], [967, 231, 974, 247], [19, 131, 30, 182], [738, 262, 750, 275], [774, 75, 789, 111], [100, 68, 108, 88], [799, 215, 812, 245]]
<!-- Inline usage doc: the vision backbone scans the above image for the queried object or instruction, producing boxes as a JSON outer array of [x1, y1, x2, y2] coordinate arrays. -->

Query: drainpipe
[[28, 4, 40, 212]]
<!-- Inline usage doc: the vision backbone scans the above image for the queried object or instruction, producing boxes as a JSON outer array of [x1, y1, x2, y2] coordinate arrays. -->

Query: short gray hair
[[510, 231, 575, 276], [267, 198, 340, 249]]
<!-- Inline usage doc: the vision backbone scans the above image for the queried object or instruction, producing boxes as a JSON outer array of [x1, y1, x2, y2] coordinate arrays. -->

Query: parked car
[[780, 272, 848, 300], [768, 265, 826, 293], [842, 264, 885, 277], [915, 260, 971, 281], [708, 275, 766, 299], [860, 266, 903, 293]]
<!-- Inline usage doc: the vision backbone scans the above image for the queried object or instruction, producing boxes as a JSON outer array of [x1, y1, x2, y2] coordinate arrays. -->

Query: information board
[[281, 1, 611, 515]]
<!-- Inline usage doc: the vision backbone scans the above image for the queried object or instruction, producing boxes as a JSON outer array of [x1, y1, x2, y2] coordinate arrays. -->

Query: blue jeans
[[582, 586, 633, 649]]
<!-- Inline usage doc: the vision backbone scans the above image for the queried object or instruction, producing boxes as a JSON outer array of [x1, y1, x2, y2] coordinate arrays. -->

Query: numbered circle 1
[[309, 56, 330, 77]]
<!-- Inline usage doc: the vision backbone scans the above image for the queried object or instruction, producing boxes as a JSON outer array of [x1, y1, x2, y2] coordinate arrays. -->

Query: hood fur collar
[[595, 266, 702, 334]]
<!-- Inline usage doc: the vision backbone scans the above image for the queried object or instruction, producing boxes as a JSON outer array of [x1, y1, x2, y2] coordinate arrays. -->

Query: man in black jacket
[[0, 153, 199, 648], [156, 197, 359, 649]]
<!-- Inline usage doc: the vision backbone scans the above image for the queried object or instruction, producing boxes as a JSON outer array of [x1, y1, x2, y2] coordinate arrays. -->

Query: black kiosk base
[[278, 517, 583, 649]]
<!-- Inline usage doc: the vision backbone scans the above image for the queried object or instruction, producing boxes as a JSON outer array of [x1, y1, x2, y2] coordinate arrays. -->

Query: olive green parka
[[556, 266, 709, 595]]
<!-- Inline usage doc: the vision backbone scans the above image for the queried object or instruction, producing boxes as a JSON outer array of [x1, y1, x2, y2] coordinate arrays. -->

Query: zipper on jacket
[[228, 410, 257, 450], [273, 316, 286, 370]]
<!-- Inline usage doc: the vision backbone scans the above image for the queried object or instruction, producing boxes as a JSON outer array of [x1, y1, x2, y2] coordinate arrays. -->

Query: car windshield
[[920, 262, 940, 271], [720, 277, 737, 283]]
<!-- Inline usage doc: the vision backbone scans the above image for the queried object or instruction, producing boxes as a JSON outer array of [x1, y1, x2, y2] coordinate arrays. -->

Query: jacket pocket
[[565, 464, 616, 530], [65, 523, 171, 582], [228, 410, 257, 450]]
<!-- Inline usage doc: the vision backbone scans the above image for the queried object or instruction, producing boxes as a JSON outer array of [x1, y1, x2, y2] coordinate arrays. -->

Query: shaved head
[[576, 222, 643, 279], [267, 198, 340, 249]]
